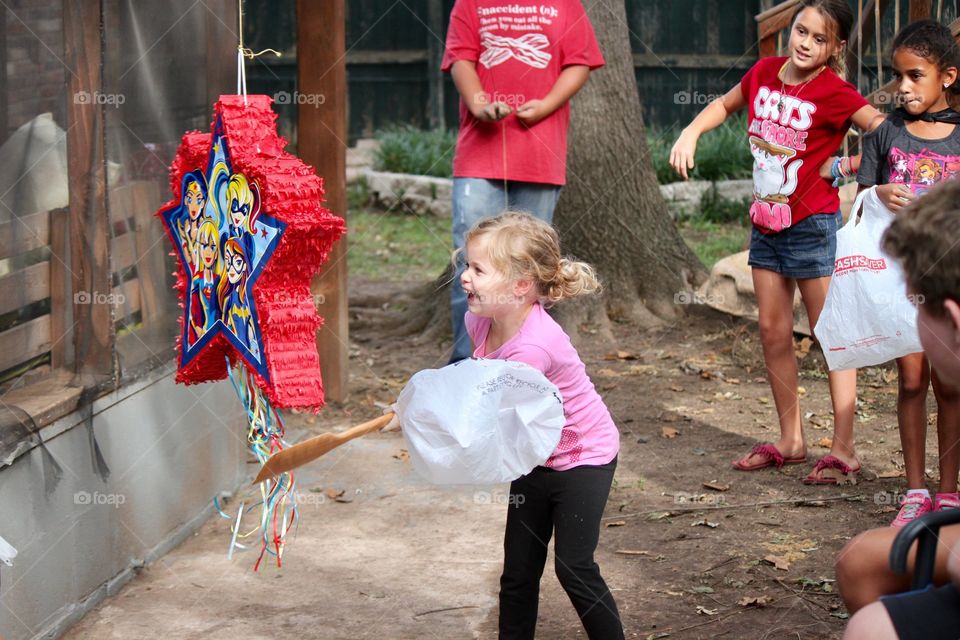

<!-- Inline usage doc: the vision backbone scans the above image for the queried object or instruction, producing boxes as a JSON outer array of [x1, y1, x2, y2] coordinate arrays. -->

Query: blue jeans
[[449, 178, 561, 363]]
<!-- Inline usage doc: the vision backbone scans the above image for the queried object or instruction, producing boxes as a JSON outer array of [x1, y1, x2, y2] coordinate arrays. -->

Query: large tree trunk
[[553, 0, 707, 336]]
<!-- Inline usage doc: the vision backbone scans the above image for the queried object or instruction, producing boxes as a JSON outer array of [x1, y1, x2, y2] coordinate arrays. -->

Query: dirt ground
[[65, 278, 927, 639]]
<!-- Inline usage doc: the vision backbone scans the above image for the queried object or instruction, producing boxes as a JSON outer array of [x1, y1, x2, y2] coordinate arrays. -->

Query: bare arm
[[670, 84, 747, 180], [515, 65, 591, 126], [819, 105, 886, 178], [451, 59, 512, 122]]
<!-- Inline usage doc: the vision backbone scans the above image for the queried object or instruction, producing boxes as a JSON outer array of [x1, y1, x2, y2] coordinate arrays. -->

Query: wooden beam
[[909, 0, 933, 22], [49, 209, 71, 369], [0, 315, 52, 373], [846, 0, 890, 85], [64, 0, 116, 389], [756, 0, 800, 58], [0, 211, 49, 260], [297, 0, 348, 403], [0, 262, 50, 316]]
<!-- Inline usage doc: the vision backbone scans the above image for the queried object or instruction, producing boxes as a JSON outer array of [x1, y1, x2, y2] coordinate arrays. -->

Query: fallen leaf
[[690, 586, 715, 594], [814, 437, 833, 448], [605, 350, 640, 361], [325, 488, 345, 499], [393, 449, 410, 462], [737, 596, 772, 608], [661, 412, 683, 423], [696, 606, 718, 615], [878, 469, 906, 479], [725, 378, 741, 385], [596, 368, 620, 377], [670, 384, 685, 392], [763, 555, 790, 571], [692, 519, 719, 528], [646, 511, 673, 521], [795, 337, 813, 359], [615, 549, 651, 556], [661, 426, 680, 439], [605, 520, 627, 528], [702, 481, 730, 492]]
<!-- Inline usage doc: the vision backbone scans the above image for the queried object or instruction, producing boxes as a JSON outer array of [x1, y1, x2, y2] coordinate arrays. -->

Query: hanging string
[[236, 0, 282, 106]]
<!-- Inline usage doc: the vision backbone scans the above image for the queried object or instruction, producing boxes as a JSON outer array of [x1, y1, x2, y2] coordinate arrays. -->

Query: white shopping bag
[[814, 187, 921, 370], [397, 358, 565, 485]]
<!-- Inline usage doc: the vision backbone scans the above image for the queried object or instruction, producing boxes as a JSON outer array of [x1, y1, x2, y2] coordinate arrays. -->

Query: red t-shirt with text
[[740, 57, 867, 232], [442, 0, 604, 186]]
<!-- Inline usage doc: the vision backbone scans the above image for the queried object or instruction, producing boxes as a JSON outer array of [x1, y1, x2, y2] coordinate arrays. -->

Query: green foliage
[[678, 219, 750, 270], [649, 113, 753, 184], [347, 209, 451, 281], [372, 125, 457, 178], [696, 185, 753, 225]]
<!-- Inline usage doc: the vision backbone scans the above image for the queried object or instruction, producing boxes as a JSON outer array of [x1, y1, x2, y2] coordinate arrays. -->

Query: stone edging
[[348, 167, 754, 219]]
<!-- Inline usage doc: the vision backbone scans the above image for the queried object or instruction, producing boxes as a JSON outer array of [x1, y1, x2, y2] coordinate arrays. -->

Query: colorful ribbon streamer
[[218, 357, 299, 570]]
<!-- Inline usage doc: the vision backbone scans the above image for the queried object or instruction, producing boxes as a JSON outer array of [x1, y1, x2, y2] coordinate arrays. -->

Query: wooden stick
[[253, 412, 395, 484]]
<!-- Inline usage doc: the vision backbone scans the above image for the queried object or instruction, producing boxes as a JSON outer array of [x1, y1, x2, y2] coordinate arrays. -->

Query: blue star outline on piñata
[[160, 114, 285, 381]]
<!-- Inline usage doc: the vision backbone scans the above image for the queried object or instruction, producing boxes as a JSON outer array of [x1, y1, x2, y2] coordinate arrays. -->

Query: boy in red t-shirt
[[442, 0, 604, 363]]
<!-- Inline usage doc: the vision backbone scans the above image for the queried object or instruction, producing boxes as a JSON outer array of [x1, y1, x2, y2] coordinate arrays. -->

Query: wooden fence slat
[[110, 232, 138, 273], [0, 211, 50, 261], [131, 181, 165, 328], [112, 278, 141, 320], [0, 262, 50, 316], [49, 209, 71, 368], [0, 315, 51, 373]]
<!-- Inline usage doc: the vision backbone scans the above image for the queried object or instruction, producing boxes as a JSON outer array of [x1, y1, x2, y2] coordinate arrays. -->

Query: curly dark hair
[[892, 19, 960, 101]]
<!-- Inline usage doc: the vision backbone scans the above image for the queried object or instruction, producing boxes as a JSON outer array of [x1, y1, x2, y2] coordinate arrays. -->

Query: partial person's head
[[891, 19, 960, 115], [456, 212, 601, 318], [788, 0, 855, 76], [883, 180, 960, 383]]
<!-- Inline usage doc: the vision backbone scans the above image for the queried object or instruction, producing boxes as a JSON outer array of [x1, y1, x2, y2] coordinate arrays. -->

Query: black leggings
[[499, 458, 624, 640]]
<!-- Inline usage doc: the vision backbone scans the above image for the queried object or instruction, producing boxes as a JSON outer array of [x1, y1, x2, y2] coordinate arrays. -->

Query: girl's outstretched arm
[[851, 104, 885, 133], [818, 105, 886, 178], [670, 84, 747, 180]]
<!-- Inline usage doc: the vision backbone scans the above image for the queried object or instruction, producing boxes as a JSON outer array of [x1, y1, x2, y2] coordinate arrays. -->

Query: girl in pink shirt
[[459, 212, 623, 639]]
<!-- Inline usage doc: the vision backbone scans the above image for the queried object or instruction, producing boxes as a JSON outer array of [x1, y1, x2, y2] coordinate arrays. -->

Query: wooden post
[[909, 0, 933, 22], [63, 0, 116, 390], [297, 0, 348, 402]]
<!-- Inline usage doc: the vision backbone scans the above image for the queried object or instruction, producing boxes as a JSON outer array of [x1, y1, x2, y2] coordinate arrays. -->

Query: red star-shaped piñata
[[158, 95, 345, 410]]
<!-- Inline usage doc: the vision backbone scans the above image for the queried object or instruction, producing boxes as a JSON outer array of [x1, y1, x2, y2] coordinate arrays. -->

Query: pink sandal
[[732, 443, 807, 471], [803, 455, 861, 485]]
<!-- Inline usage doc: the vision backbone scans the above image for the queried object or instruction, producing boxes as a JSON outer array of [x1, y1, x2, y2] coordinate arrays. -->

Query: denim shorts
[[747, 211, 841, 279]]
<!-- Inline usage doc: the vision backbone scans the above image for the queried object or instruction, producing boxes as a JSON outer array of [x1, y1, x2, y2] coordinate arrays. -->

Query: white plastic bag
[[397, 358, 565, 484], [814, 187, 921, 370]]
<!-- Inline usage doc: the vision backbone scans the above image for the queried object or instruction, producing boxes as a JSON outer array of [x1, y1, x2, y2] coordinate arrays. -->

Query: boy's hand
[[821, 156, 838, 179], [876, 183, 916, 212], [669, 130, 699, 180], [473, 101, 513, 122], [515, 99, 551, 126]]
